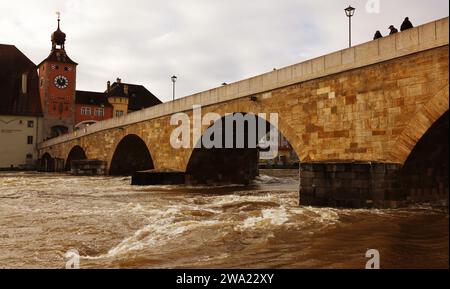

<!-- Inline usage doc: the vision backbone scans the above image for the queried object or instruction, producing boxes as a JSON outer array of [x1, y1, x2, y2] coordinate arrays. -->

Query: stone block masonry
[[37, 18, 449, 209], [70, 160, 107, 176], [299, 162, 404, 208]]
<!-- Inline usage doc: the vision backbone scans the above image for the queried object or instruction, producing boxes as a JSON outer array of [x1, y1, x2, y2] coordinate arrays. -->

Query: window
[[53, 103, 57, 111], [115, 110, 124, 117], [40, 78, 44, 87], [65, 105, 69, 111], [95, 108, 104, 117], [27, 136, 33, 145], [21, 73, 28, 94], [81, 107, 92, 115], [26, 154, 33, 159], [27, 121, 34, 128]]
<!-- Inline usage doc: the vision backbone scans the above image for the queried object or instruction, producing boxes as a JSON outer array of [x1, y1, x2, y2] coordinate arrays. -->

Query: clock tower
[[38, 14, 78, 139]]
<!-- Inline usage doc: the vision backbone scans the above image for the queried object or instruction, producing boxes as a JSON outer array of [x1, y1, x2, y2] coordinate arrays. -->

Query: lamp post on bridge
[[171, 75, 178, 101], [345, 5, 356, 48]]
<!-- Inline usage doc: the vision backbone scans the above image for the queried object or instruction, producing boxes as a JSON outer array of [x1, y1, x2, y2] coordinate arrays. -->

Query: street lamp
[[344, 5, 356, 47], [171, 75, 177, 101]]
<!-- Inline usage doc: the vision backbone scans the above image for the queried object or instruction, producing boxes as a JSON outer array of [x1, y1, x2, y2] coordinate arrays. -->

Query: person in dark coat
[[389, 25, 399, 35], [401, 17, 414, 31], [373, 30, 383, 40]]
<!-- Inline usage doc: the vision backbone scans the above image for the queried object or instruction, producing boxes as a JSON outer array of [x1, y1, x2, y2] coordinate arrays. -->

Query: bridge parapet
[[39, 17, 448, 149]]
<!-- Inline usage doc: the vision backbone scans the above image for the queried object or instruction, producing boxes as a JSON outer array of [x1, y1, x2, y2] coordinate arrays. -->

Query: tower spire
[[51, 11, 66, 50], [56, 11, 61, 29]]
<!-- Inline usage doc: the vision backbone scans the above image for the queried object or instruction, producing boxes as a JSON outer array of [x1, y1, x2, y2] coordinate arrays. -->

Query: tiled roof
[[75, 90, 112, 107], [0, 44, 43, 116], [38, 48, 77, 67], [107, 82, 162, 111]]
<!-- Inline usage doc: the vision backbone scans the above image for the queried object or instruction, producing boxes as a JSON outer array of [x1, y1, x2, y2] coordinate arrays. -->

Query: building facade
[[0, 45, 44, 169], [0, 16, 162, 169], [75, 91, 113, 129]]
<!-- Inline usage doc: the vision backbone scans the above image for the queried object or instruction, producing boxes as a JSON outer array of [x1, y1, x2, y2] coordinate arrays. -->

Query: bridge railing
[[38, 17, 449, 149]]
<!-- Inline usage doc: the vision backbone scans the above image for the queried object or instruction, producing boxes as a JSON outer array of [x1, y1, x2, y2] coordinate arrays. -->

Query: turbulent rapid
[[0, 170, 448, 269]]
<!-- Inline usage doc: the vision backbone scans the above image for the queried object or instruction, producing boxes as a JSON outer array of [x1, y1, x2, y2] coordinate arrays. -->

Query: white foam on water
[[236, 207, 290, 231], [254, 174, 292, 185], [82, 206, 221, 260]]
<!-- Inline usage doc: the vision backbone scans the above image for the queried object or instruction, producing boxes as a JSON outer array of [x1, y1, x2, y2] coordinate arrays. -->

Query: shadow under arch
[[51, 125, 69, 138], [185, 112, 299, 185], [391, 84, 449, 163], [109, 134, 154, 176], [40, 152, 54, 172], [401, 110, 449, 202], [65, 146, 87, 171]]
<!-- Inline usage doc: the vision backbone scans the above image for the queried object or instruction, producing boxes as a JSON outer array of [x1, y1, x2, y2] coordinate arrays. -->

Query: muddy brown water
[[0, 170, 447, 268]]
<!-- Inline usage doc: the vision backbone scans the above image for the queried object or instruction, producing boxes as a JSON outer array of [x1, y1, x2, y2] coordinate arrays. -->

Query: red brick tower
[[38, 14, 77, 139]]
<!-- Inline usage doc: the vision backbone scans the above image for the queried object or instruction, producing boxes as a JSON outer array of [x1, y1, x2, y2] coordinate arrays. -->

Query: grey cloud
[[1, 0, 448, 102]]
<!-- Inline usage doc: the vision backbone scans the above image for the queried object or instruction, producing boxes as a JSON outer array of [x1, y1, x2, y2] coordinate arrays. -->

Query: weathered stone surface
[[37, 19, 449, 208], [299, 161, 403, 208], [70, 160, 107, 176], [39, 45, 448, 174], [41, 45, 448, 171]]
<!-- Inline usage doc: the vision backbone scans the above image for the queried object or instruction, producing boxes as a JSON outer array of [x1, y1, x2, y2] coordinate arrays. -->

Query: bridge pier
[[132, 170, 185, 185], [300, 162, 405, 208], [70, 160, 107, 176], [37, 157, 65, 172], [300, 161, 448, 209]]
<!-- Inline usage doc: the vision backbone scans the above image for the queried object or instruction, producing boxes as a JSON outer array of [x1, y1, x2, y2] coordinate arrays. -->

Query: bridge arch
[[391, 84, 449, 164], [40, 152, 54, 172], [182, 99, 302, 165], [65, 145, 87, 171], [401, 110, 449, 201], [185, 112, 299, 184], [109, 134, 154, 175], [51, 125, 69, 138]]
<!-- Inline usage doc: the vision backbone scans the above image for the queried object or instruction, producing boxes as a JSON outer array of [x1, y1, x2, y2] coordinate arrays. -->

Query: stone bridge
[[39, 17, 449, 208]]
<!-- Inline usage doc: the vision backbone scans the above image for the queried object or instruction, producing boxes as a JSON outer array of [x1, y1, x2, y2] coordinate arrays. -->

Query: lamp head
[[345, 5, 355, 17]]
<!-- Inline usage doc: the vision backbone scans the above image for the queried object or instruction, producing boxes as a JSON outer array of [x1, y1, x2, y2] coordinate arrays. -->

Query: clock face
[[54, 75, 69, 89]]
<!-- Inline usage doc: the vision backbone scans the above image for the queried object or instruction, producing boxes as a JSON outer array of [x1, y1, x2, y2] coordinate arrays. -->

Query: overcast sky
[[1, 0, 448, 102]]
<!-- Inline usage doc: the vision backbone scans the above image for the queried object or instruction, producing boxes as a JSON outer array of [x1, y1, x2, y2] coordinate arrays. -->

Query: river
[[0, 170, 448, 269]]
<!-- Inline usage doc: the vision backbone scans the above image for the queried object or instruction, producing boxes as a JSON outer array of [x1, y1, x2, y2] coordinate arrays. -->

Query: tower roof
[[51, 18, 66, 47], [38, 49, 78, 67], [39, 14, 77, 67]]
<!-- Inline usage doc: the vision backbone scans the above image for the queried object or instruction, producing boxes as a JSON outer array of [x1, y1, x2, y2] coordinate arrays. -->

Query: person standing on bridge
[[401, 17, 414, 31], [373, 30, 383, 40], [388, 25, 399, 35]]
